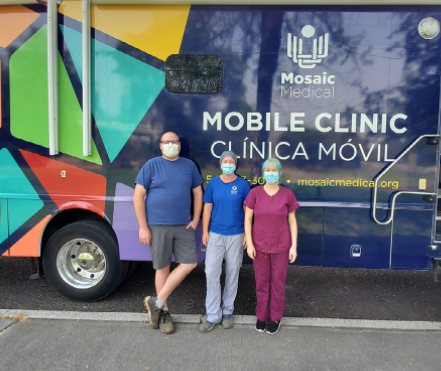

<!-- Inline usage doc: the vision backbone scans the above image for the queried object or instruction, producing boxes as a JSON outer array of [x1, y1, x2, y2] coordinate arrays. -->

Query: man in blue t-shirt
[[134, 131, 203, 334]]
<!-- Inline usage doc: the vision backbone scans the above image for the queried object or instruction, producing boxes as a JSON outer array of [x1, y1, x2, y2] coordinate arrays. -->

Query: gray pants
[[205, 232, 244, 323]]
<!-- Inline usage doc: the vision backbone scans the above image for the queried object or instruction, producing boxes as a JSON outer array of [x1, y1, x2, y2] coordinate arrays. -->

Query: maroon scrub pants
[[253, 249, 289, 322]]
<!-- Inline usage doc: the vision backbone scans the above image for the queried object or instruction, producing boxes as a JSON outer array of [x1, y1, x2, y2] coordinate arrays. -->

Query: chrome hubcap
[[57, 238, 106, 289]]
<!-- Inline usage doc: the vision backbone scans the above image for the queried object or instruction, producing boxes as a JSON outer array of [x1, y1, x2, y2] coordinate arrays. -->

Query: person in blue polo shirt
[[199, 151, 251, 332]]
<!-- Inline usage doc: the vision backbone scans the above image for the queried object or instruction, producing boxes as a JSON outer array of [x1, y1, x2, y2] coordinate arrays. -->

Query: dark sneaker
[[199, 315, 222, 333], [222, 314, 234, 329], [266, 320, 281, 335], [255, 319, 266, 333], [159, 310, 175, 334], [144, 296, 161, 329]]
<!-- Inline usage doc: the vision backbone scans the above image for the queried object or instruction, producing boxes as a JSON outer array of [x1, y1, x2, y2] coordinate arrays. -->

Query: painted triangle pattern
[[19, 149, 107, 213], [0, 199, 7, 254], [0, 149, 43, 246], [58, 2, 190, 61], [0, 5, 39, 48], [9, 26, 102, 165], [60, 25, 165, 163], [113, 182, 152, 261], [9, 215, 51, 257]]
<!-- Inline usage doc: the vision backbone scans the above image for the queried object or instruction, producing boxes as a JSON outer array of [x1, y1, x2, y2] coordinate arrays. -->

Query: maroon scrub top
[[244, 186, 299, 254]]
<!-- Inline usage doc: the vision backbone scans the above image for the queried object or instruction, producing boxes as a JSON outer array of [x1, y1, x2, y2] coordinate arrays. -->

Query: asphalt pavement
[[1, 257, 441, 321], [0, 313, 440, 371], [2, 257, 441, 371]]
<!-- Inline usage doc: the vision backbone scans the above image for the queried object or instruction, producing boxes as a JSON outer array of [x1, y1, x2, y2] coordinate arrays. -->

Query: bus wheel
[[43, 220, 125, 301]]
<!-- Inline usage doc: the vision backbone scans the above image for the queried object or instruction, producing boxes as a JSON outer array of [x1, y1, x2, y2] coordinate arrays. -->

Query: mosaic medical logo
[[282, 25, 335, 99], [287, 25, 329, 69]]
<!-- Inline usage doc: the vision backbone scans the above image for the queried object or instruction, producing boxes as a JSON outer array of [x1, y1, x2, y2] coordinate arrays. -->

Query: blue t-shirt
[[203, 176, 251, 236], [135, 156, 204, 225]]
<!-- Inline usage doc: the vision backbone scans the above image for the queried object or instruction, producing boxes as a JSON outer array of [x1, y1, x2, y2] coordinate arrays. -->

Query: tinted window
[[165, 54, 223, 94]]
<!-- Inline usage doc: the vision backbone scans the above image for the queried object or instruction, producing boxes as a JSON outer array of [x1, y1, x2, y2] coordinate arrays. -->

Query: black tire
[[119, 261, 131, 285], [43, 220, 125, 301]]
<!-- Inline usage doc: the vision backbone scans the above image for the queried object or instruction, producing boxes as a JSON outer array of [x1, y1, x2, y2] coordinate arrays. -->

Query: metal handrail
[[371, 134, 438, 225], [82, 0, 92, 157], [48, 0, 58, 156]]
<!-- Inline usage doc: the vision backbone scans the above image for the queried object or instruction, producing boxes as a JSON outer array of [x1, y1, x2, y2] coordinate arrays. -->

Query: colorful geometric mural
[[0, 59, 2, 128], [0, 3, 440, 272], [9, 215, 51, 257], [113, 183, 151, 261], [60, 25, 165, 163], [0, 199, 8, 254], [59, 2, 190, 61], [0, 149, 43, 246], [10, 26, 102, 165], [113, 183, 205, 262], [0, 5, 39, 48], [2, 3, 180, 258], [20, 150, 107, 213]]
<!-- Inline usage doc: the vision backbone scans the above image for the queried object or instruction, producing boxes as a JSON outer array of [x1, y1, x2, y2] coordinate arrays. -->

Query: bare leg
[[155, 265, 170, 309], [157, 263, 197, 303]]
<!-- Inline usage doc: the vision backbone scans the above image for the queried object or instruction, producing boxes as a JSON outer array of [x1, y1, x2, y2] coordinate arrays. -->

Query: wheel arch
[[39, 203, 116, 257]]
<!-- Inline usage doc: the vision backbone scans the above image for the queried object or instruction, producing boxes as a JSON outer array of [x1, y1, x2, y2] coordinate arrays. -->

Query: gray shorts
[[149, 225, 198, 270]]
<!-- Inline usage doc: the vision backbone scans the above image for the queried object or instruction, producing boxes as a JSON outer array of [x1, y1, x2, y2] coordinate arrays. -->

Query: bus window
[[165, 54, 223, 94]]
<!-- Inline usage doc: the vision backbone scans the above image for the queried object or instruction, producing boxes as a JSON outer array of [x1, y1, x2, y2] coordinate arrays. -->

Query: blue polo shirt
[[203, 176, 251, 236], [135, 156, 203, 225]]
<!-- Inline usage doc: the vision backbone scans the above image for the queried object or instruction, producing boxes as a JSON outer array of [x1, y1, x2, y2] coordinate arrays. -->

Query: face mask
[[264, 171, 279, 184], [221, 164, 236, 175], [162, 143, 179, 158]]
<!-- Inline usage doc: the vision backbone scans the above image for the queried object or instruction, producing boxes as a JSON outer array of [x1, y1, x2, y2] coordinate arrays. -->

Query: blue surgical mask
[[221, 164, 236, 175], [264, 171, 279, 184]]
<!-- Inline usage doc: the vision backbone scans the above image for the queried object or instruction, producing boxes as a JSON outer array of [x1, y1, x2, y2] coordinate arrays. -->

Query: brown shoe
[[144, 296, 161, 329], [159, 310, 175, 334]]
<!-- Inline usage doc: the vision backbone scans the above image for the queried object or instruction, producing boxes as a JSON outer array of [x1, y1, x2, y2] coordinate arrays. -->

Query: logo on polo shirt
[[231, 185, 238, 195]]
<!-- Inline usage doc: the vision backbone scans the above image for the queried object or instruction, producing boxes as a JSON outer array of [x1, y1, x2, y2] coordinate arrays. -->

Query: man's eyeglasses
[[160, 140, 180, 144]]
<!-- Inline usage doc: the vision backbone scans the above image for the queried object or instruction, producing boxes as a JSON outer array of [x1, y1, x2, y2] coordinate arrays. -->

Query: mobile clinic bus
[[0, 0, 441, 301]]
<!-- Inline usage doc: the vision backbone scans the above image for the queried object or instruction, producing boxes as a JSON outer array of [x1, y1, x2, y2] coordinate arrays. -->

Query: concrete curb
[[1, 309, 441, 331]]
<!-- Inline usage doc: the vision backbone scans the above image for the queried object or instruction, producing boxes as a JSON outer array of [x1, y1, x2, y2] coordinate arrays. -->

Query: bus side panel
[[323, 208, 391, 269], [293, 208, 324, 267], [0, 199, 8, 256], [113, 183, 205, 262], [0, 200, 49, 259], [392, 209, 434, 270]]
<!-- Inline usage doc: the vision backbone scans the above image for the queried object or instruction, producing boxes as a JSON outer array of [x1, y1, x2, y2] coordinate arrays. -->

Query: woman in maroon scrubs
[[244, 158, 299, 334]]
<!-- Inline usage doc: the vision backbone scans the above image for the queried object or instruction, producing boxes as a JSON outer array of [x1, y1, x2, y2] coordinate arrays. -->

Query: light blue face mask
[[264, 171, 280, 184], [221, 164, 236, 175]]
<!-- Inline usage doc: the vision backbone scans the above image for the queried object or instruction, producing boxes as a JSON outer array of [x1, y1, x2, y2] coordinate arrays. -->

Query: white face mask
[[162, 142, 179, 158]]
